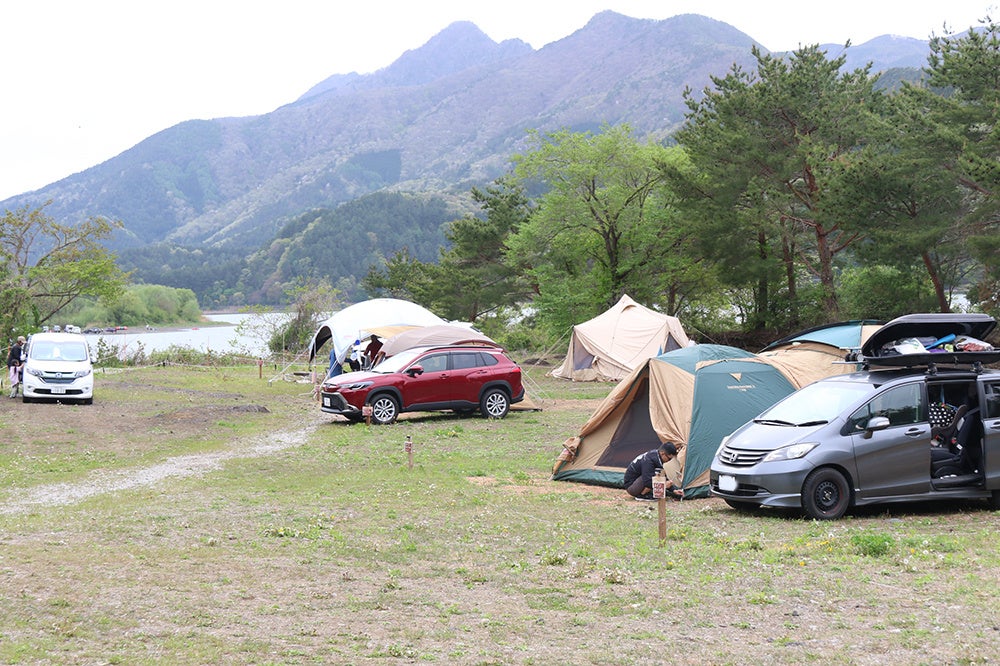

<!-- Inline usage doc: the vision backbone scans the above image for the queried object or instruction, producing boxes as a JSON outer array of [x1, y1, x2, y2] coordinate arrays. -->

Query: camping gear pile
[[878, 334, 995, 357]]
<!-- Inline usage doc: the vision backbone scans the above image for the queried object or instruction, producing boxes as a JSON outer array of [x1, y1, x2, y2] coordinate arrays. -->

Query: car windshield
[[755, 380, 874, 425], [371, 348, 425, 374], [29, 341, 89, 362]]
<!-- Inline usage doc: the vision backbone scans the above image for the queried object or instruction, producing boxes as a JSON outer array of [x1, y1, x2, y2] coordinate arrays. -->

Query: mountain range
[[2, 12, 932, 255]]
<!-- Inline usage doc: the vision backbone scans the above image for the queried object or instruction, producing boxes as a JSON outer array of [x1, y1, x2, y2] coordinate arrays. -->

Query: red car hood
[[324, 370, 382, 386]]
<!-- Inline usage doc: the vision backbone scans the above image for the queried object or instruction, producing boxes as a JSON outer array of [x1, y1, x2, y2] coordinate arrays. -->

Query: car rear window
[[451, 352, 484, 369]]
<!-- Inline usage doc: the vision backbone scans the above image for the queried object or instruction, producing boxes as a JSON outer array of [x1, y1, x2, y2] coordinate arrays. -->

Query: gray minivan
[[710, 313, 1000, 519]]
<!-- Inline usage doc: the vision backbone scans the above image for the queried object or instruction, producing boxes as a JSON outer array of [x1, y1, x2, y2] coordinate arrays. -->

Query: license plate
[[322, 396, 330, 407], [718, 474, 738, 492], [50, 387, 66, 394]]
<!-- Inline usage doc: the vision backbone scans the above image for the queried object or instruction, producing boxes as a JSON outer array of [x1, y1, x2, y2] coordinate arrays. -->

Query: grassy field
[[0, 363, 998, 665]]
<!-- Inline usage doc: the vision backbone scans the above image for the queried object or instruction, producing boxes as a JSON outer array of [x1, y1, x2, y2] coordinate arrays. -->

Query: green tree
[[920, 19, 1000, 312], [838, 265, 937, 320], [426, 179, 533, 322], [361, 247, 429, 302], [0, 203, 127, 338], [264, 279, 345, 356], [364, 178, 533, 323], [676, 45, 887, 324], [509, 124, 704, 336], [822, 87, 971, 313]]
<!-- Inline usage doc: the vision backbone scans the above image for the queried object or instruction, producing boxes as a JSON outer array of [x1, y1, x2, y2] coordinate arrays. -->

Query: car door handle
[[905, 427, 925, 437]]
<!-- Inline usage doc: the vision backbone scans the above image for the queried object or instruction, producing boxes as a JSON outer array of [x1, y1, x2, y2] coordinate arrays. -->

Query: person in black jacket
[[623, 442, 683, 500], [7, 336, 25, 398]]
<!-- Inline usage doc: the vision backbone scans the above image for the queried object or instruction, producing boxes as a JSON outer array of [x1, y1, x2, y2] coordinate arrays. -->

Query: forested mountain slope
[[1, 12, 927, 252]]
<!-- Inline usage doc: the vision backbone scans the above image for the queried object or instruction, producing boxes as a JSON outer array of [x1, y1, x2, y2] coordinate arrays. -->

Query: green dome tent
[[552, 343, 858, 497]]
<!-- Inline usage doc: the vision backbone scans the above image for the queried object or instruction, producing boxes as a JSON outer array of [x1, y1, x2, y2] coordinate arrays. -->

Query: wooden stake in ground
[[651, 473, 667, 546], [404, 435, 413, 469]]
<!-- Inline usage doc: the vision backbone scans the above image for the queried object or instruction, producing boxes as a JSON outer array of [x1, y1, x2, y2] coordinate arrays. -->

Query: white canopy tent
[[308, 299, 446, 373]]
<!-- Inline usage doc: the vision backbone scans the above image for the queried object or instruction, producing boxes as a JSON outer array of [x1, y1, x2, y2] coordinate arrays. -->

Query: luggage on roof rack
[[858, 313, 1000, 368]]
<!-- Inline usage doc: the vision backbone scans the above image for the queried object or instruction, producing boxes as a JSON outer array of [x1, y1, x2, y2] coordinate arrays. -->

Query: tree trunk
[[782, 236, 799, 327], [922, 250, 951, 313], [814, 225, 839, 319]]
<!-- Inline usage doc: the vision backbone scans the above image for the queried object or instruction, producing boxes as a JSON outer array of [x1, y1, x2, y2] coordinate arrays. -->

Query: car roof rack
[[859, 313, 1000, 371]]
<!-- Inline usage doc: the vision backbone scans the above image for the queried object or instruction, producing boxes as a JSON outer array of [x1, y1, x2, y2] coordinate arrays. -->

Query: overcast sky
[[1, 0, 995, 201]]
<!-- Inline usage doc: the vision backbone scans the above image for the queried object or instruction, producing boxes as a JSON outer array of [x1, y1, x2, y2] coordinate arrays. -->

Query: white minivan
[[21, 332, 94, 404]]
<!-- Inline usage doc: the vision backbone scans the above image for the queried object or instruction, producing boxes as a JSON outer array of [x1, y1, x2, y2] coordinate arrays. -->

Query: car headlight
[[763, 442, 818, 462], [26, 367, 44, 377], [329, 381, 373, 392], [74, 369, 91, 378]]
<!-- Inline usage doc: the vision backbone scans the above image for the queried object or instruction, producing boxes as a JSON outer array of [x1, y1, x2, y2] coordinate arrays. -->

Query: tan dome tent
[[550, 294, 690, 382]]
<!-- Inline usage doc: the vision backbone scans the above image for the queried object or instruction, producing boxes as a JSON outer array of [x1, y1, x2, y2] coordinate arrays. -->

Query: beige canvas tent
[[552, 343, 861, 497], [551, 294, 690, 382], [379, 324, 498, 358]]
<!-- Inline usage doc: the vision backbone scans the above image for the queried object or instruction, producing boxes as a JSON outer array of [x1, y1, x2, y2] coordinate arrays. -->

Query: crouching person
[[624, 442, 683, 501]]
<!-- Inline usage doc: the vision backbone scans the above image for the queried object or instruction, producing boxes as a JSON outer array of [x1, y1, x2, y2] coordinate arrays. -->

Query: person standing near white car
[[7, 335, 25, 398]]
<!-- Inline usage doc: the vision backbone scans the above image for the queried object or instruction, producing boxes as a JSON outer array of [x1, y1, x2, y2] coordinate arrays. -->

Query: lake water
[[85, 312, 292, 359]]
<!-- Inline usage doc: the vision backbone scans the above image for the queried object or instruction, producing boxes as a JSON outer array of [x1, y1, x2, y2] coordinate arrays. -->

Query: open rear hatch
[[859, 313, 1000, 368]]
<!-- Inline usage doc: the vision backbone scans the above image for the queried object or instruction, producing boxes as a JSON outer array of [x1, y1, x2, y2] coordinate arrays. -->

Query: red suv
[[320, 345, 524, 424]]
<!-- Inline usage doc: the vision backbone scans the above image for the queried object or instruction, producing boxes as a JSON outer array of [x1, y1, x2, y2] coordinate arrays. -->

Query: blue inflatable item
[[926, 333, 956, 349]]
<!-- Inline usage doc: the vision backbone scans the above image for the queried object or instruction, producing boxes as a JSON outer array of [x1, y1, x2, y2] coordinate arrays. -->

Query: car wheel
[[988, 489, 1000, 511], [480, 388, 510, 419], [368, 394, 399, 425], [21, 395, 31, 404], [81, 397, 93, 405], [801, 468, 851, 520]]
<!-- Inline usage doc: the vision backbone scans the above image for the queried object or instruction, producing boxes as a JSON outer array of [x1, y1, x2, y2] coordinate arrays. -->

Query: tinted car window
[[479, 352, 498, 367], [451, 352, 482, 370], [419, 354, 448, 373], [848, 383, 924, 430]]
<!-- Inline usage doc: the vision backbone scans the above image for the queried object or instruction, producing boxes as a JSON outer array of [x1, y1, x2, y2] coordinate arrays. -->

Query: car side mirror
[[406, 365, 424, 377], [862, 416, 890, 439]]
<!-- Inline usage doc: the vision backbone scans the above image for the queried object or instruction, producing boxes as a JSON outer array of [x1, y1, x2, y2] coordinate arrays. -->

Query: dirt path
[[0, 424, 318, 515]]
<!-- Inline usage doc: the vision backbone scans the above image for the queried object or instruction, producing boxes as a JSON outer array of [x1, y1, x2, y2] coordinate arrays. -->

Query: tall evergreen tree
[[921, 20, 1000, 312], [676, 45, 887, 324]]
